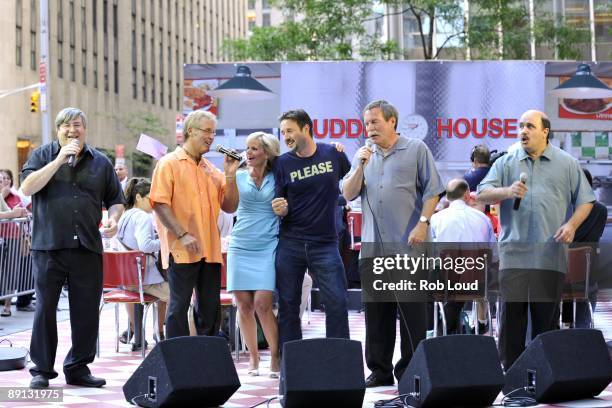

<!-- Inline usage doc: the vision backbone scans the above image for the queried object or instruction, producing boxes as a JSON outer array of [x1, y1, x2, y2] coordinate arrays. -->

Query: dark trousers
[[29, 248, 103, 380], [365, 301, 427, 381], [276, 238, 349, 348], [498, 269, 562, 371], [166, 257, 221, 338]]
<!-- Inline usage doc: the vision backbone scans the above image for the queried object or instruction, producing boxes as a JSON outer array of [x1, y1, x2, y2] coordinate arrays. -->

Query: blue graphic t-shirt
[[273, 143, 351, 243]]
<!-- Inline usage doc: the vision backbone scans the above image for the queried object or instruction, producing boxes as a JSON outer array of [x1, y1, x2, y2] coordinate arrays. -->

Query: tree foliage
[[225, 0, 590, 61], [224, 0, 398, 61]]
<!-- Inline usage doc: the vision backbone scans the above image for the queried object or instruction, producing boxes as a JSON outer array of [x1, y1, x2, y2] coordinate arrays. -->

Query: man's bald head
[[446, 178, 470, 201]]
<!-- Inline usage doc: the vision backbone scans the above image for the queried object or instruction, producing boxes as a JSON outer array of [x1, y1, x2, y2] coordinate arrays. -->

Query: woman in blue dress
[[226, 132, 280, 377]]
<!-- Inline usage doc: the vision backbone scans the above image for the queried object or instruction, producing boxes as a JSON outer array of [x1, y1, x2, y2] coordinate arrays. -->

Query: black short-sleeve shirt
[[21, 141, 125, 254]]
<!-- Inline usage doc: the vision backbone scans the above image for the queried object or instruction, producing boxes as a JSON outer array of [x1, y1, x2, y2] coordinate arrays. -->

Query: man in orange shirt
[[150, 110, 239, 338]]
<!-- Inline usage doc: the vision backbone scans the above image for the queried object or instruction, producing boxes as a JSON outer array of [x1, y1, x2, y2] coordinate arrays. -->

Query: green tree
[[226, 0, 589, 61], [466, 0, 589, 60], [224, 0, 398, 60], [99, 111, 169, 178]]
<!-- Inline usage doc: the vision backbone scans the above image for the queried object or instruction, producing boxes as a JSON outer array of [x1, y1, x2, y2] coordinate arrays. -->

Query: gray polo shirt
[[344, 136, 444, 244], [478, 143, 595, 272]]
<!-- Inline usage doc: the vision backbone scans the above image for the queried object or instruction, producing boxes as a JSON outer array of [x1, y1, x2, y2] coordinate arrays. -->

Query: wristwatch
[[419, 215, 430, 225]]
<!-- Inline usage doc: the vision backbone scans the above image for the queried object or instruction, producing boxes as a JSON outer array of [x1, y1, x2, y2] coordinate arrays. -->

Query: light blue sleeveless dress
[[226, 169, 278, 291]]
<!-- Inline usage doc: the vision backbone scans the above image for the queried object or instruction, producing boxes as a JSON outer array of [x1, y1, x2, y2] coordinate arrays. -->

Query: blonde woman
[[226, 132, 281, 378]]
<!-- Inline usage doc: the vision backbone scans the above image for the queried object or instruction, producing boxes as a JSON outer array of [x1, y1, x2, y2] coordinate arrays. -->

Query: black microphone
[[361, 139, 373, 165], [67, 140, 80, 167], [215, 145, 241, 161], [513, 172, 528, 210]]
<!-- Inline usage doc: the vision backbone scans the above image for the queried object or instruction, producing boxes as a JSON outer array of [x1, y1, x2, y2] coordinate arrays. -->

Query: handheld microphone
[[361, 139, 373, 165], [67, 140, 80, 167], [513, 172, 528, 211], [215, 145, 241, 161]]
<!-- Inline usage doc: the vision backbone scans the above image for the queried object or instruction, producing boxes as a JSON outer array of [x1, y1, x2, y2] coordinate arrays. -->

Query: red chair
[[560, 246, 593, 329], [98, 251, 160, 358]]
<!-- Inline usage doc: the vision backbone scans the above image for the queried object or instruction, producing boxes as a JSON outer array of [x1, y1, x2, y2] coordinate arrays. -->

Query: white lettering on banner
[[289, 161, 333, 182]]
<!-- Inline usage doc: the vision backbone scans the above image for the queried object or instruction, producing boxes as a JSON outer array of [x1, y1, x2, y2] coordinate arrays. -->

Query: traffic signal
[[30, 91, 40, 113]]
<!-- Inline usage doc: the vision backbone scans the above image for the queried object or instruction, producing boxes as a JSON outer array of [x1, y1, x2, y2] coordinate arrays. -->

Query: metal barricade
[[0, 217, 34, 301]]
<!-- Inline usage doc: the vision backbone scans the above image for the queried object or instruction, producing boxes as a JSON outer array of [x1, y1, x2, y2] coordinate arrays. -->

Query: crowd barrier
[[0, 217, 34, 301]]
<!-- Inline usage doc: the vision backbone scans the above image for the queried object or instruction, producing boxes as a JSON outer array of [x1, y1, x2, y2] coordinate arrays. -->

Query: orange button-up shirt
[[150, 146, 226, 268]]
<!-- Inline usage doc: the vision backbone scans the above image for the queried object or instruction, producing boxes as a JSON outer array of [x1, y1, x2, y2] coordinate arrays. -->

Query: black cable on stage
[[492, 387, 537, 407], [249, 395, 278, 408], [374, 393, 415, 408], [130, 393, 149, 406]]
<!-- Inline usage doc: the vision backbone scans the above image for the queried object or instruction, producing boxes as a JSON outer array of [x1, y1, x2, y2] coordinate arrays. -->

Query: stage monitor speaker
[[504, 329, 612, 403], [399, 335, 504, 408], [123, 336, 240, 408], [280, 338, 365, 408]]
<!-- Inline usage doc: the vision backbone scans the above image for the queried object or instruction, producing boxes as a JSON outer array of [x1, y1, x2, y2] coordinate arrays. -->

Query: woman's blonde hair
[[246, 132, 280, 171]]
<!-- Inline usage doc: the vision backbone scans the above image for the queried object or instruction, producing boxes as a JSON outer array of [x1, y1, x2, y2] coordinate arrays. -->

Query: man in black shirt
[[21, 107, 125, 389]]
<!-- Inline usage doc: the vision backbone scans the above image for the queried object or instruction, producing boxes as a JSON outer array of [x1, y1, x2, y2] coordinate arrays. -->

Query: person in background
[[114, 161, 129, 192], [564, 169, 607, 328], [116, 178, 169, 351], [464, 145, 491, 192], [227, 131, 281, 378], [430, 179, 497, 334], [0, 169, 34, 315]]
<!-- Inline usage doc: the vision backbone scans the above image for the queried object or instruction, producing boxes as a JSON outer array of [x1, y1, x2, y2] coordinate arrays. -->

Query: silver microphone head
[[365, 138, 372, 148], [519, 172, 528, 184]]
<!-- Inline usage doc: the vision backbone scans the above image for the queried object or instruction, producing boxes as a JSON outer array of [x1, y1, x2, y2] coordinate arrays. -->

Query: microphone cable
[[362, 177, 416, 358]]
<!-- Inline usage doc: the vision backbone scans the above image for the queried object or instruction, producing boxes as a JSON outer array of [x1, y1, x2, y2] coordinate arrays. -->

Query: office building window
[[104, 56, 109, 91], [132, 68, 137, 99], [30, 0, 36, 70], [82, 49, 87, 85], [57, 46, 63, 78], [30, 31, 36, 70], [93, 53, 98, 88], [70, 47, 75, 81], [81, 3, 87, 49], [262, 12, 271, 27]]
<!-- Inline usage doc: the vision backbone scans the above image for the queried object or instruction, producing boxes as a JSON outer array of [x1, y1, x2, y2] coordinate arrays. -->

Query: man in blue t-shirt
[[272, 109, 351, 347]]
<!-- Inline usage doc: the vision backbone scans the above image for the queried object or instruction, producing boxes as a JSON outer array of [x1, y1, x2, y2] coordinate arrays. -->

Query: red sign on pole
[[39, 61, 47, 84]]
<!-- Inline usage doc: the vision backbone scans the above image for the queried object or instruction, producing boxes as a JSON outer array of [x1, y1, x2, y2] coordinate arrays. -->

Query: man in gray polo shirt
[[343, 100, 444, 387], [478, 109, 594, 371]]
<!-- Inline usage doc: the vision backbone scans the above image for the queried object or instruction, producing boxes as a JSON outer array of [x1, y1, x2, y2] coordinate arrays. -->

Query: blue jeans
[[275, 237, 349, 347]]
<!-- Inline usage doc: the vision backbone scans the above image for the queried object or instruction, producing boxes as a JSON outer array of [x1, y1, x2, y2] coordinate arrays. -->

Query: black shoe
[[30, 375, 49, 389], [131, 341, 148, 352], [119, 329, 133, 344], [365, 373, 394, 388], [17, 304, 36, 312], [66, 374, 106, 388], [477, 321, 489, 334]]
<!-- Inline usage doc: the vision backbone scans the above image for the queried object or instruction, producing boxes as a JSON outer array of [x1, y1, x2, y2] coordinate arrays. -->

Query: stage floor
[[1, 301, 612, 407]]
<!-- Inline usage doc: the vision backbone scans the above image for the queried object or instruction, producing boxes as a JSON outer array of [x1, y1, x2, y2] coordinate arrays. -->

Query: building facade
[[1, 0, 247, 179], [246, 0, 286, 34]]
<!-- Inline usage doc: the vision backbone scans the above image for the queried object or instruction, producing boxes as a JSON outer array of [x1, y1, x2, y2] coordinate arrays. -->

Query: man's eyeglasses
[[191, 127, 216, 136]]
